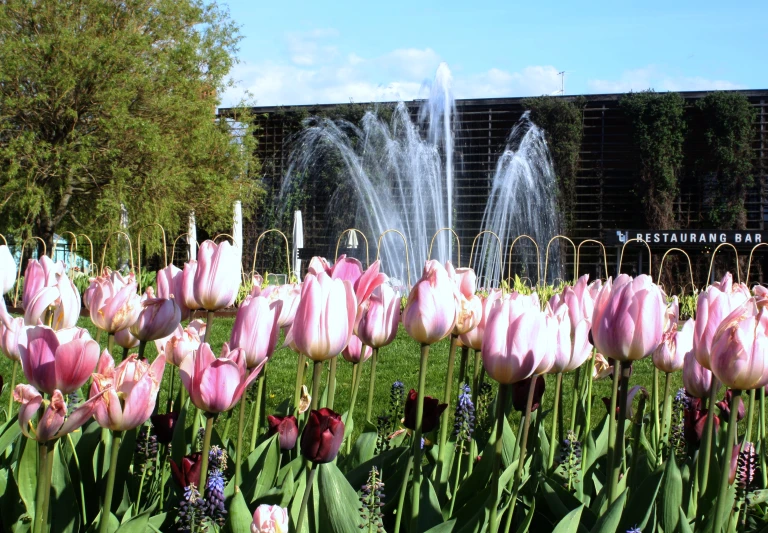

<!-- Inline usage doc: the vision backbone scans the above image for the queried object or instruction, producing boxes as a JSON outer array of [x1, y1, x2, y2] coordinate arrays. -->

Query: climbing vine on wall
[[620, 90, 686, 229], [522, 96, 585, 232], [694, 92, 756, 229]]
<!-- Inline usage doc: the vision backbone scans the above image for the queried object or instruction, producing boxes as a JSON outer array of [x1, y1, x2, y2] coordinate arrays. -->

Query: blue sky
[[220, 0, 767, 107]]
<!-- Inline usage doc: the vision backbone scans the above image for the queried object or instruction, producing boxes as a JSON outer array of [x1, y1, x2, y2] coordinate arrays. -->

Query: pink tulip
[[402, 260, 458, 345], [446, 262, 482, 336], [180, 342, 262, 413], [157, 263, 191, 320], [261, 283, 302, 328], [550, 274, 598, 338], [459, 289, 502, 351], [329, 255, 363, 284], [593, 353, 613, 379], [251, 504, 289, 533], [22, 256, 62, 310], [591, 274, 666, 362], [482, 292, 554, 384], [24, 271, 81, 330], [0, 244, 16, 294], [694, 273, 751, 370], [89, 270, 142, 333], [351, 260, 388, 308], [342, 334, 372, 364], [710, 299, 768, 390], [0, 314, 27, 362], [286, 271, 356, 362], [192, 240, 240, 311], [130, 289, 182, 342], [181, 260, 202, 310], [547, 303, 592, 374], [652, 299, 692, 373], [15, 384, 106, 442], [357, 283, 401, 349], [90, 351, 166, 431], [82, 277, 98, 311], [162, 320, 205, 367], [308, 256, 332, 276], [115, 327, 140, 349], [18, 325, 100, 394], [683, 349, 716, 399], [230, 292, 282, 368]]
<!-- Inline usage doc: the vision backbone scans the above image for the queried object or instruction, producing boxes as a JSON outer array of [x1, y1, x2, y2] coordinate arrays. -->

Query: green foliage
[[620, 91, 686, 229], [0, 0, 262, 258], [522, 96, 586, 231], [695, 92, 756, 229]]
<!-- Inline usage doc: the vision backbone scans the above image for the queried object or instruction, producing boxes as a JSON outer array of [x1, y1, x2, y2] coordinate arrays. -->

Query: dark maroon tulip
[[300, 408, 344, 464], [268, 414, 299, 450], [684, 396, 720, 444], [403, 389, 448, 433], [717, 389, 746, 422], [151, 412, 179, 444], [512, 377, 545, 412], [170, 452, 202, 489]]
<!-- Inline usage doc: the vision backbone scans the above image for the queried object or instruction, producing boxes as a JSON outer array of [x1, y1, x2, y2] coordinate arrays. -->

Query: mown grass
[[0, 314, 685, 446]]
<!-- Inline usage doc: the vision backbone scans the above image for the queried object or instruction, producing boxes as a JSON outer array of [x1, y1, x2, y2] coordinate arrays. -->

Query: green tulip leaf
[[50, 442, 80, 533], [0, 415, 20, 455], [619, 467, 663, 532], [590, 488, 626, 533], [661, 457, 683, 533], [552, 504, 584, 533], [424, 519, 457, 532], [226, 489, 253, 533], [114, 511, 150, 533], [318, 462, 365, 533], [678, 507, 694, 533], [243, 434, 280, 503], [347, 427, 377, 469], [514, 499, 536, 533], [15, 435, 37, 520], [170, 398, 189, 467]]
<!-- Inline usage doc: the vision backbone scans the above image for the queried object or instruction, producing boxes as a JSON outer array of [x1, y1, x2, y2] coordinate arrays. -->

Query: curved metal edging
[[376, 229, 411, 288], [251, 229, 292, 279], [575, 239, 609, 280], [656, 248, 696, 293], [469, 230, 504, 285], [618, 238, 653, 279], [746, 243, 768, 286], [137, 223, 168, 292], [507, 235, 541, 287], [427, 227, 461, 267], [706, 242, 740, 285], [544, 235, 577, 284], [335, 228, 370, 268], [100, 231, 135, 276], [77, 234, 95, 275]]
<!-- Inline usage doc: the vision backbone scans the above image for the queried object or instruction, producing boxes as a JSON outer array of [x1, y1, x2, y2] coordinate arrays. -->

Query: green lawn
[[0, 315, 686, 446]]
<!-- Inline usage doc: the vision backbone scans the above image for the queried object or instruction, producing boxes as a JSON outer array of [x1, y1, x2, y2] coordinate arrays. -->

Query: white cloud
[[588, 66, 744, 93]]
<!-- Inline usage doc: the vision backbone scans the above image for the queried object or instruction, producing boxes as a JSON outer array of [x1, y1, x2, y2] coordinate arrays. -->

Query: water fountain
[[277, 63, 559, 287]]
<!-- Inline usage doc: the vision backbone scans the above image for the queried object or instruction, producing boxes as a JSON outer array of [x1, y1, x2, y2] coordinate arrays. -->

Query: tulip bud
[[163, 321, 204, 367], [22, 256, 61, 311], [511, 376, 546, 412], [403, 260, 458, 345], [694, 272, 751, 370], [652, 302, 692, 374], [591, 274, 666, 362], [547, 303, 593, 374], [683, 350, 717, 399], [181, 260, 201, 310], [300, 408, 344, 464], [89, 271, 142, 333], [193, 240, 241, 311], [0, 245, 16, 295], [251, 504, 289, 533], [130, 294, 182, 342], [23, 263, 81, 330], [710, 300, 768, 390], [684, 396, 719, 444], [157, 263, 190, 321], [341, 334, 372, 364], [446, 263, 482, 336], [717, 389, 746, 421], [18, 326, 100, 394], [459, 289, 502, 351], [403, 389, 448, 433], [329, 255, 363, 284], [261, 283, 301, 328], [308, 256, 332, 276], [15, 384, 105, 442], [356, 284, 400, 349], [0, 315, 27, 362], [267, 415, 299, 450], [170, 453, 203, 489], [151, 412, 179, 444], [114, 327, 139, 349], [230, 293, 282, 368]]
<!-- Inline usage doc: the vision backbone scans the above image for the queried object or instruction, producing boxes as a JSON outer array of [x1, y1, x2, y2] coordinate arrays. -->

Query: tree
[[0, 0, 261, 258]]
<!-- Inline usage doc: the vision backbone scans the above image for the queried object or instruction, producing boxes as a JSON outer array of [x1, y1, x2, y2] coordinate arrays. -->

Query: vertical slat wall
[[232, 90, 768, 285]]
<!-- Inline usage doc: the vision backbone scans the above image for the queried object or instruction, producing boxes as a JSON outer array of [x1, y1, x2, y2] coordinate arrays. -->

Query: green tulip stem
[[457, 344, 469, 388], [606, 359, 620, 503], [345, 362, 361, 455], [652, 366, 660, 455], [167, 368, 176, 413], [760, 388, 767, 488], [327, 356, 338, 410], [311, 361, 322, 412], [393, 453, 414, 533], [502, 375, 538, 533], [468, 350, 483, 477], [569, 367, 581, 431], [198, 414, 215, 497], [449, 439, 465, 517], [99, 431, 122, 533], [745, 388, 756, 445], [582, 349, 596, 444], [96, 328, 102, 344], [365, 348, 379, 422], [488, 383, 510, 533], [609, 362, 631, 504], [33, 440, 53, 533], [296, 465, 317, 533], [699, 377, 720, 498], [660, 372, 673, 451], [122, 346, 129, 361], [293, 353, 306, 413], [204, 311, 214, 344], [408, 343, 431, 533], [436, 335, 459, 486], [107, 333, 115, 356], [7, 360, 17, 421], [137, 340, 146, 360], [250, 372, 266, 451], [235, 395, 247, 488], [713, 389, 742, 532], [548, 373, 563, 470]]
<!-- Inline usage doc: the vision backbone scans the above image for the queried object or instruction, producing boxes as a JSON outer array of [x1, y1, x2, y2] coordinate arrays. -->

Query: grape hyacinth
[[177, 486, 204, 533], [556, 430, 582, 491], [388, 381, 405, 432], [453, 383, 475, 447], [136, 425, 159, 476], [737, 442, 759, 502], [200, 446, 229, 527], [359, 466, 385, 532]]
